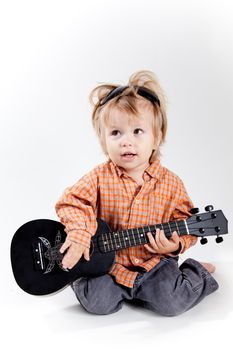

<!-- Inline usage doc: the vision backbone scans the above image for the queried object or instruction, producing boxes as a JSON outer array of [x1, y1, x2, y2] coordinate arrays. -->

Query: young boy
[[55, 70, 218, 316]]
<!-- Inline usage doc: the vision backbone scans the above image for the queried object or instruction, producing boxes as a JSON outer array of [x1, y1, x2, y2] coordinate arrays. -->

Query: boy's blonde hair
[[89, 70, 168, 161]]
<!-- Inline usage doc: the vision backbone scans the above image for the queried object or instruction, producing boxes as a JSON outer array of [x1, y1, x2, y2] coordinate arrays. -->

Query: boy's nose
[[120, 134, 133, 147], [122, 139, 132, 146]]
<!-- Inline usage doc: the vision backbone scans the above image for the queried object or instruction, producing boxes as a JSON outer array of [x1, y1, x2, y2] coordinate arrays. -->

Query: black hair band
[[99, 85, 160, 107]]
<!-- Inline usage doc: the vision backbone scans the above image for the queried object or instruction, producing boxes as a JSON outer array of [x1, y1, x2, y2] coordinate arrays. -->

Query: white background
[[1, 1, 233, 349]]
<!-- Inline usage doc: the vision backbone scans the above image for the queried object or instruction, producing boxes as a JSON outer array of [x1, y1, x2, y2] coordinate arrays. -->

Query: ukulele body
[[11, 218, 115, 295]]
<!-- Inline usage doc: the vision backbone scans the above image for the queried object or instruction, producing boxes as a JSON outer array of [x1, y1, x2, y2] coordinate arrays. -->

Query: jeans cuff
[[183, 258, 219, 291]]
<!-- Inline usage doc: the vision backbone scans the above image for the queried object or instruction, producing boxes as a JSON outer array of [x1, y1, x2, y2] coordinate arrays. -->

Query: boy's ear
[[154, 130, 162, 149]]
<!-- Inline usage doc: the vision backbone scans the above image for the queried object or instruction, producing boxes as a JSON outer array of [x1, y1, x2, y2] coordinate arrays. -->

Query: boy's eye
[[111, 130, 120, 136], [134, 128, 143, 134]]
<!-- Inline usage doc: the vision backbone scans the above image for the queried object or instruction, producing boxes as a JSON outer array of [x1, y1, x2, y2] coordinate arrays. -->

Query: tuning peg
[[190, 207, 199, 214], [200, 237, 208, 245], [216, 236, 223, 243], [205, 205, 214, 212]]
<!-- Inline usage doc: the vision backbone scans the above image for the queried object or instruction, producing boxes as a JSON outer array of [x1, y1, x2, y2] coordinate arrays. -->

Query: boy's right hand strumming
[[60, 238, 90, 269]]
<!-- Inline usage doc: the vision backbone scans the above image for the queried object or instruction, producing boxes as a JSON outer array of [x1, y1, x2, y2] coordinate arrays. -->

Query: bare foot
[[199, 262, 216, 273]]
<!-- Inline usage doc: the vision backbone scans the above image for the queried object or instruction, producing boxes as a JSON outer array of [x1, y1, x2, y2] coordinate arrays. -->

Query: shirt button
[[135, 199, 141, 204], [134, 258, 139, 263]]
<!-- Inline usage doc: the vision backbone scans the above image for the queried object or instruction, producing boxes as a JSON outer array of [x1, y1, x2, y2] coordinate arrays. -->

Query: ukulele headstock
[[186, 205, 228, 245]]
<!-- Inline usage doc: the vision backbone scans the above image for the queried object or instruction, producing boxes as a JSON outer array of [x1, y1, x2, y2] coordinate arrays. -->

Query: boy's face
[[103, 101, 160, 176]]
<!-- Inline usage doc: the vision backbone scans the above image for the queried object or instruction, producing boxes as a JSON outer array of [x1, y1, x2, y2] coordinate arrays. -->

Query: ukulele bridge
[[32, 241, 45, 271]]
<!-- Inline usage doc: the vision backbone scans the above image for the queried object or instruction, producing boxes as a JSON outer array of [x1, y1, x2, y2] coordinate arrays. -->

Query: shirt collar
[[109, 158, 163, 181], [145, 158, 163, 180]]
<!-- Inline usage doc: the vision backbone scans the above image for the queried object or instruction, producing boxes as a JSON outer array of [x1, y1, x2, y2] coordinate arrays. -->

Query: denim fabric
[[71, 257, 219, 316]]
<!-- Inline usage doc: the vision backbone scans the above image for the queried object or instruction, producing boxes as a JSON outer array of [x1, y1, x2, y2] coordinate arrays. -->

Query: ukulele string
[[97, 222, 218, 251], [99, 215, 213, 248]]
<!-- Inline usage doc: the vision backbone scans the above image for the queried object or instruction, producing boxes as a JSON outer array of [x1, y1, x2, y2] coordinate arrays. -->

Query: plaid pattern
[[55, 158, 197, 288]]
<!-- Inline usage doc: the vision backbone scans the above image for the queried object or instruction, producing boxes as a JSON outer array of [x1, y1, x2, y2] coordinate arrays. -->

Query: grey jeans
[[71, 257, 219, 316]]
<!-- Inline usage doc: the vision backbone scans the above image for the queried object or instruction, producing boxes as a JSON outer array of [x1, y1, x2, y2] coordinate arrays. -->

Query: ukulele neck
[[98, 219, 188, 253]]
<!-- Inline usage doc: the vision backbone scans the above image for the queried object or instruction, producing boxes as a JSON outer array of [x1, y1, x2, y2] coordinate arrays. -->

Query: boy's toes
[[199, 262, 216, 273]]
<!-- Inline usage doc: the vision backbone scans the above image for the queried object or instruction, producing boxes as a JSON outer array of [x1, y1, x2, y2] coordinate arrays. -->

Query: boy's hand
[[144, 228, 180, 255], [60, 238, 90, 269]]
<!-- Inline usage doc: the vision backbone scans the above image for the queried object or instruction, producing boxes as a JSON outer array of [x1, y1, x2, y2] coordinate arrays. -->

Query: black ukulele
[[10, 205, 228, 296]]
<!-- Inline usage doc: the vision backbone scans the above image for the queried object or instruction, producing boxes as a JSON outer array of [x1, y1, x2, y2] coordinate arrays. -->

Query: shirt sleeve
[[55, 168, 99, 248], [169, 177, 197, 254]]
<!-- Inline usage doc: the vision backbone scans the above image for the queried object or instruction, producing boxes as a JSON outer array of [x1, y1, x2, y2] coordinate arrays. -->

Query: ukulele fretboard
[[97, 219, 188, 253]]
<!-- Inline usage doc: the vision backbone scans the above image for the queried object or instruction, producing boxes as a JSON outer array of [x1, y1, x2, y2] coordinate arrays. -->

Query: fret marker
[[104, 241, 107, 244], [125, 237, 128, 240]]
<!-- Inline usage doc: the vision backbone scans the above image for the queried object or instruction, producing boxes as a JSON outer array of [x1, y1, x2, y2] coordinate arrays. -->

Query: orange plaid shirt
[[55, 158, 197, 288]]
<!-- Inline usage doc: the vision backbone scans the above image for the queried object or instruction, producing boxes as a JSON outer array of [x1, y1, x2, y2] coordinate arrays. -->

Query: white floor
[[3, 256, 233, 350]]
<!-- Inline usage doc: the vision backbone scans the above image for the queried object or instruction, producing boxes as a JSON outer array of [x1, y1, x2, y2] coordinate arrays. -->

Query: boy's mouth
[[121, 152, 137, 160]]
